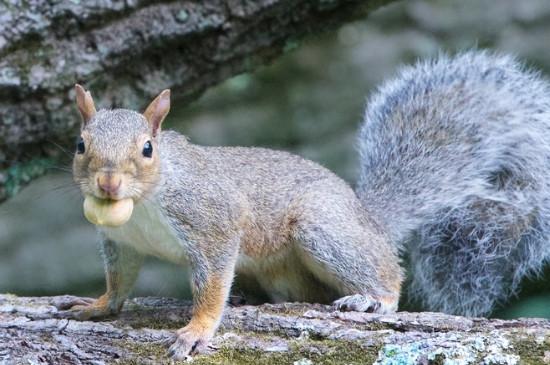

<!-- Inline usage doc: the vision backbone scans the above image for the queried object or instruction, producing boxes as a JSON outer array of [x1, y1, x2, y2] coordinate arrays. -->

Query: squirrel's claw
[[333, 294, 383, 313], [52, 295, 114, 320], [55, 307, 89, 320], [55, 304, 109, 320], [168, 325, 211, 360], [51, 295, 96, 310]]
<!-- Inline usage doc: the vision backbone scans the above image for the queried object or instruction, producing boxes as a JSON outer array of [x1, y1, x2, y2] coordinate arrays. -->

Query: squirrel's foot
[[52, 295, 96, 310], [168, 323, 213, 360], [333, 294, 396, 314], [53, 294, 117, 320]]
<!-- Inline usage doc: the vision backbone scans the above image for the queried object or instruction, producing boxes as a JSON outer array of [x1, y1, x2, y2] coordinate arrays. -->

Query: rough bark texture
[[1, 295, 549, 364], [0, 0, 391, 203]]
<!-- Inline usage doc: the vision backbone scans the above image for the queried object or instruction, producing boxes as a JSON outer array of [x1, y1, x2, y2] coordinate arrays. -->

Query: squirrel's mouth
[[92, 196, 122, 202], [92, 191, 124, 202], [91, 189, 145, 205], [82, 171, 150, 203]]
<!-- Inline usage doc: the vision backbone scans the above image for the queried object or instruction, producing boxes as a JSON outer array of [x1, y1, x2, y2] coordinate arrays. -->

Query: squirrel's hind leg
[[55, 238, 144, 320], [291, 190, 402, 314]]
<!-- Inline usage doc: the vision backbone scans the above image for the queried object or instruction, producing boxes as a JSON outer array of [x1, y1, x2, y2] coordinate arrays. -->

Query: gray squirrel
[[61, 50, 548, 360], [357, 50, 550, 317], [64, 84, 401, 360]]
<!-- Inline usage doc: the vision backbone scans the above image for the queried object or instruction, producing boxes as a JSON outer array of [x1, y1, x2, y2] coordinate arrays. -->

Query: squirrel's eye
[[76, 137, 85, 154], [142, 140, 153, 158]]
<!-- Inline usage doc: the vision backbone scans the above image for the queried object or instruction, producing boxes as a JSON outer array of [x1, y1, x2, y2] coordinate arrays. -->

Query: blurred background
[[1, 0, 549, 318]]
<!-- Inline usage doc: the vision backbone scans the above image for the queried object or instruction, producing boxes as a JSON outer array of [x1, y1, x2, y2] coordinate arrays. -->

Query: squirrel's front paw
[[53, 294, 115, 320], [333, 294, 397, 314], [168, 323, 213, 360]]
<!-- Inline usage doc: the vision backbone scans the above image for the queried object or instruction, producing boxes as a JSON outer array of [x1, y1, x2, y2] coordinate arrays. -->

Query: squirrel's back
[[159, 130, 349, 199], [357, 51, 550, 316], [158, 131, 373, 249]]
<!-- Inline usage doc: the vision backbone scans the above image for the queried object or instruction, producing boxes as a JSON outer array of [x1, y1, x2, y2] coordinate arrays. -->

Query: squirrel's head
[[72, 85, 170, 202]]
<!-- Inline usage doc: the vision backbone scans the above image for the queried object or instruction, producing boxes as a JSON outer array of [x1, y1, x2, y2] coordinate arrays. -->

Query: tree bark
[[1, 295, 549, 364], [0, 0, 391, 203]]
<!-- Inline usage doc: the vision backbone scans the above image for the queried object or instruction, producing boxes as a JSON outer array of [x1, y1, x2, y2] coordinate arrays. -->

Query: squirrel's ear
[[143, 89, 170, 137], [75, 84, 96, 125]]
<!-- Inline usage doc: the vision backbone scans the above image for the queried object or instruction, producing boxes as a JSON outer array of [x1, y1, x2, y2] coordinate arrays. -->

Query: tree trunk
[[1, 295, 548, 364], [0, 0, 391, 203]]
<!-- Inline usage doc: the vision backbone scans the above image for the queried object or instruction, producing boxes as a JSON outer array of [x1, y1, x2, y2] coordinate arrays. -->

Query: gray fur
[[357, 50, 550, 316], [99, 237, 144, 312], [155, 131, 401, 305]]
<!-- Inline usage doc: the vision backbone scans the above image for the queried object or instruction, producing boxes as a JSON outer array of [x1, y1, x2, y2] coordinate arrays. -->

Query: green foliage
[[5, 158, 54, 197]]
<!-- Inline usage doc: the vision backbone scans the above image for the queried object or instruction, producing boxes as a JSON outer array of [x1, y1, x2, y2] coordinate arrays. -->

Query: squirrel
[[60, 84, 402, 359], [60, 50, 549, 359]]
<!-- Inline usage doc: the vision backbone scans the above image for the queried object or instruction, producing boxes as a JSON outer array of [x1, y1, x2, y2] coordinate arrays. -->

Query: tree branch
[[1, 295, 548, 364], [0, 0, 392, 203]]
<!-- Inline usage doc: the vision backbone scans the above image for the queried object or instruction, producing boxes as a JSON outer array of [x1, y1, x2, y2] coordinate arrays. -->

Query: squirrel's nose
[[97, 174, 122, 196]]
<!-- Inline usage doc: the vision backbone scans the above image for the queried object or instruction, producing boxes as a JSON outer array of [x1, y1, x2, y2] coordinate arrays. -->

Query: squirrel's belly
[[101, 200, 188, 265], [236, 248, 337, 303]]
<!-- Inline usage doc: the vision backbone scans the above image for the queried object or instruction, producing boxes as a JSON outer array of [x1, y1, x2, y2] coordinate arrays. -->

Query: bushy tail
[[408, 198, 548, 316], [356, 51, 550, 317]]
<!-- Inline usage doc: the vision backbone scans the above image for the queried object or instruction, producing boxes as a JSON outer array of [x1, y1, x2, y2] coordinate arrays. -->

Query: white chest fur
[[101, 200, 188, 265]]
